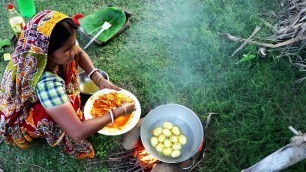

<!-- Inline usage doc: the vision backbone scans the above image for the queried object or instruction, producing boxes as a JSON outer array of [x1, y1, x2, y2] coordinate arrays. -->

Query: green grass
[[1, 0, 306, 171]]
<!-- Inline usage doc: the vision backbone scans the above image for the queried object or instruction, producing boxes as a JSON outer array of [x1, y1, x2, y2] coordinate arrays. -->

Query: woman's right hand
[[114, 102, 136, 117], [124, 102, 136, 115]]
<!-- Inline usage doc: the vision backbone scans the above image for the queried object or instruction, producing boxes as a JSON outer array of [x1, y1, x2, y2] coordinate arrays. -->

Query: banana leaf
[[0, 39, 10, 49], [79, 7, 126, 43]]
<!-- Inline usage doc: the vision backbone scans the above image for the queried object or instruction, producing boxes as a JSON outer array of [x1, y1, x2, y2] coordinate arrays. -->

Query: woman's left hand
[[96, 77, 121, 91], [89, 69, 121, 91]]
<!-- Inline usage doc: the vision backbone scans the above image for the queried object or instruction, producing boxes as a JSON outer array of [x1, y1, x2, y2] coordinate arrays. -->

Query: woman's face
[[48, 31, 77, 65]]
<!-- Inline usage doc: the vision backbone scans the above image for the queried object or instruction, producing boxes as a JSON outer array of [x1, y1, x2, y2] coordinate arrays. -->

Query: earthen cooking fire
[[119, 116, 209, 172], [134, 146, 159, 169], [83, 113, 214, 172]]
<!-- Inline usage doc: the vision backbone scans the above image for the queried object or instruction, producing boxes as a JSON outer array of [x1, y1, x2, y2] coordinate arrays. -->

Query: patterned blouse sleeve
[[36, 72, 69, 108]]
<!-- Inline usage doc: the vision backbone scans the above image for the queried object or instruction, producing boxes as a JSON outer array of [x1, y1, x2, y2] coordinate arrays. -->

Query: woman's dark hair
[[48, 19, 78, 55]]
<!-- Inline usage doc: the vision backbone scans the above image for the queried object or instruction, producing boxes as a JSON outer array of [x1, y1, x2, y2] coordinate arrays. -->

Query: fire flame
[[134, 148, 159, 169]]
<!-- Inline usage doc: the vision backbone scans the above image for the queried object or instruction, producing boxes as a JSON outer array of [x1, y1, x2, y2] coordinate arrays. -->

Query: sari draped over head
[[0, 10, 94, 159]]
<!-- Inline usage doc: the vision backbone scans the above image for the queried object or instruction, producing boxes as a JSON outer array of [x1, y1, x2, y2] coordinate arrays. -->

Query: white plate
[[84, 88, 141, 135]]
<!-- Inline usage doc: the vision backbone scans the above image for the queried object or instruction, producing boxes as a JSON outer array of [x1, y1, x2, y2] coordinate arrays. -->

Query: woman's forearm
[[77, 47, 96, 74], [75, 46, 121, 90], [76, 107, 125, 140], [76, 47, 107, 86], [46, 102, 126, 141]]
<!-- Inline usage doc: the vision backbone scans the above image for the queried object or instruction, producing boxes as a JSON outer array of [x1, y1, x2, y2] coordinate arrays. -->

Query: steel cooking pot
[[79, 69, 109, 95], [140, 104, 203, 163]]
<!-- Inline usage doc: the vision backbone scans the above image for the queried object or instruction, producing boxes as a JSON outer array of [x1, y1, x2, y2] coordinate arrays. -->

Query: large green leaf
[[79, 7, 126, 42], [0, 39, 10, 49], [236, 53, 256, 64]]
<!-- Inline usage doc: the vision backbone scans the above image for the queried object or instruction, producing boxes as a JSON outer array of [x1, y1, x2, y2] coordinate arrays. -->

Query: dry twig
[[231, 26, 261, 57], [220, 0, 306, 82], [18, 163, 48, 172], [205, 112, 218, 130], [222, 0, 306, 55], [220, 32, 306, 48]]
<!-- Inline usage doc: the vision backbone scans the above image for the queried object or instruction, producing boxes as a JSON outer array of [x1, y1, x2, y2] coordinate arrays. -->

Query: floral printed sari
[[0, 10, 94, 159]]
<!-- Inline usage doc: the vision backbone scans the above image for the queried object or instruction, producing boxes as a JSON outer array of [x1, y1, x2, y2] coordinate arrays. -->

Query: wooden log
[[151, 162, 183, 172], [242, 137, 306, 172], [121, 118, 144, 150]]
